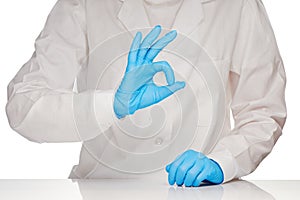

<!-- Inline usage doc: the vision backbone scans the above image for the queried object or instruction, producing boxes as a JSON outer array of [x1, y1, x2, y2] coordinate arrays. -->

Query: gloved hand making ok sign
[[114, 25, 186, 119]]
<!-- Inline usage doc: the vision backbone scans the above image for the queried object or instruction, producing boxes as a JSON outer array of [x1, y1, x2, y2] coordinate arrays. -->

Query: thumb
[[156, 81, 186, 101], [167, 81, 186, 93]]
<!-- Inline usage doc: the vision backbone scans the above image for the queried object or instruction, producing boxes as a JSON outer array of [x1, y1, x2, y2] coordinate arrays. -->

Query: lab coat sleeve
[[207, 0, 287, 182], [5, 0, 117, 143]]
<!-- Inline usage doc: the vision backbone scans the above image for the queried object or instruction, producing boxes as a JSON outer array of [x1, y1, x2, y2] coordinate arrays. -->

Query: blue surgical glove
[[166, 150, 224, 187], [114, 25, 186, 119]]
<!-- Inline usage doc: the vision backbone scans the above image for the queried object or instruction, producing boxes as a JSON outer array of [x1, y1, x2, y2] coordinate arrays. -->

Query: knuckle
[[172, 163, 180, 170], [186, 170, 196, 177], [186, 149, 196, 155], [178, 166, 187, 174], [163, 62, 171, 69]]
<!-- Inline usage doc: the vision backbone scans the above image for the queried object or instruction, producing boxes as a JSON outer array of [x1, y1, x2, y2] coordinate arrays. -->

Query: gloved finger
[[167, 153, 188, 185], [137, 25, 162, 65], [206, 159, 224, 184], [166, 151, 185, 172], [127, 32, 142, 71], [184, 159, 205, 187], [154, 82, 185, 103], [192, 166, 210, 187], [166, 164, 171, 172], [175, 158, 196, 186], [166, 150, 193, 173], [145, 30, 177, 62], [151, 61, 175, 85]]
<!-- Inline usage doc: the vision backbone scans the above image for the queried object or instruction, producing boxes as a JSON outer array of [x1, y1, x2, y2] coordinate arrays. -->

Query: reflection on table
[[76, 179, 273, 200], [1, 179, 299, 200]]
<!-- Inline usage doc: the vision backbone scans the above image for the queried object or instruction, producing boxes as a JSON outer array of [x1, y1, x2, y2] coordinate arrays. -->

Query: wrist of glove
[[165, 149, 224, 187], [113, 88, 140, 119]]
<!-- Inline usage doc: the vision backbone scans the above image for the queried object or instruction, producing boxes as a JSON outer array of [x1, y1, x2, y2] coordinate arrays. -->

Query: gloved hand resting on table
[[166, 150, 224, 187], [114, 25, 186, 119]]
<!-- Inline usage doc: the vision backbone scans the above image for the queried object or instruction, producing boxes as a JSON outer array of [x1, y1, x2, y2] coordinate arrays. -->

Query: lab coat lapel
[[117, 0, 151, 33], [173, 0, 215, 36], [118, 0, 215, 37]]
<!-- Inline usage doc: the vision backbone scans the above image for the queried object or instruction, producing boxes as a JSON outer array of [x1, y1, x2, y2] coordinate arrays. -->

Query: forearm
[[6, 89, 115, 143]]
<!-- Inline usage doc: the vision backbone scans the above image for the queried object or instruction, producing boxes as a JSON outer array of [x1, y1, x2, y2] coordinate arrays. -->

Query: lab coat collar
[[118, 0, 215, 36]]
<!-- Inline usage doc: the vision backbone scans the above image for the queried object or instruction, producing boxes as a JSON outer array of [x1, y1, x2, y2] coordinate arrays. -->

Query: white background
[[0, 0, 299, 179]]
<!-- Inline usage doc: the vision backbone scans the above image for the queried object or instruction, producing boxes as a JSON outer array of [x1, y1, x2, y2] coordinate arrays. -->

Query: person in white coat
[[6, 0, 286, 186]]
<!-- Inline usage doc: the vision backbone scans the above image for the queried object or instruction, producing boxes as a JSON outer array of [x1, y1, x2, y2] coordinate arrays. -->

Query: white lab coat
[[6, 0, 287, 183]]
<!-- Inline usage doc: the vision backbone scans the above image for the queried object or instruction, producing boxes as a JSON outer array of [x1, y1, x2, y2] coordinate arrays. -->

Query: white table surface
[[0, 179, 299, 200]]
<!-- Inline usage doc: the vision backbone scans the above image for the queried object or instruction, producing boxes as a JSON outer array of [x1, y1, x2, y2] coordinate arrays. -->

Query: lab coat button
[[155, 137, 163, 145]]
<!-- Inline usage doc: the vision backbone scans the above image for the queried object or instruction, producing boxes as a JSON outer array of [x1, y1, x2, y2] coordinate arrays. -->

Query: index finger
[[128, 32, 142, 65], [145, 30, 177, 62]]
